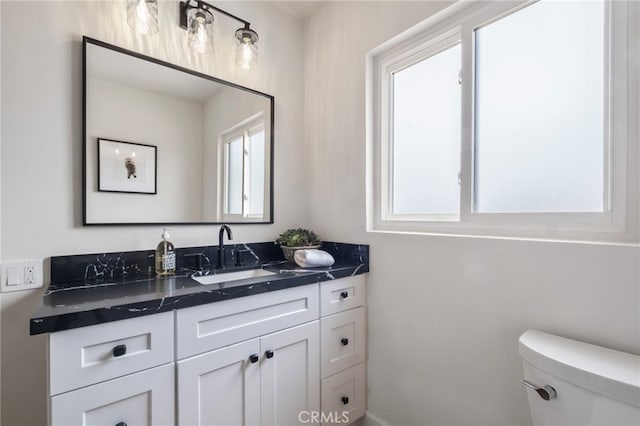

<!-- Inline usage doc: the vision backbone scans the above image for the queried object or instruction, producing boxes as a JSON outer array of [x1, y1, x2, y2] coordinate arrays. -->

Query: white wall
[[0, 1, 305, 424], [87, 77, 204, 222], [304, 2, 640, 426]]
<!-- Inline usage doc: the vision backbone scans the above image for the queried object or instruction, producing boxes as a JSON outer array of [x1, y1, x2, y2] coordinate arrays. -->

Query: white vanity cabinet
[[176, 284, 320, 426], [260, 321, 320, 426], [177, 338, 262, 426], [47, 312, 175, 426], [50, 363, 175, 426], [46, 275, 367, 426], [319, 276, 367, 426], [177, 321, 320, 426]]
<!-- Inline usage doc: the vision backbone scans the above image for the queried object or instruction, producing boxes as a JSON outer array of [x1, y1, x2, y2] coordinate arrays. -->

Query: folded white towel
[[294, 249, 335, 268]]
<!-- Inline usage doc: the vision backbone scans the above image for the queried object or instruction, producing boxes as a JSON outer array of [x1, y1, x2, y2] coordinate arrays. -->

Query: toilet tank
[[519, 330, 640, 426]]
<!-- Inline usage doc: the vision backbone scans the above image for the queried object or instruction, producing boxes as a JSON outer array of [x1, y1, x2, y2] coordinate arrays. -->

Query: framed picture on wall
[[97, 138, 157, 194]]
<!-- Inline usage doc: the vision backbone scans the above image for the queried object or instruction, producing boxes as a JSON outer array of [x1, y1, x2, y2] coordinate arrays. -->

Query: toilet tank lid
[[519, 330, 640, 408]]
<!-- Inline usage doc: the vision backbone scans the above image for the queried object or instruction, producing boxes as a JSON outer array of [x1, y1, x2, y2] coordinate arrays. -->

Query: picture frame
[[97, 138, 157, 194]]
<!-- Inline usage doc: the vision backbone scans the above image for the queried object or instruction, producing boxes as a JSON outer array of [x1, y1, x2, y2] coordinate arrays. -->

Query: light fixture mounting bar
[[179, 0, 251, 30]]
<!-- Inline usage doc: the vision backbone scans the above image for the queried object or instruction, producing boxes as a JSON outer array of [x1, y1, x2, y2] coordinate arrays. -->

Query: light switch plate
[[0, 259, 43, 292]]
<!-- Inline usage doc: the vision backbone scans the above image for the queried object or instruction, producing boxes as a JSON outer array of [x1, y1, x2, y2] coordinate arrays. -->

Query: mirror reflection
[[83, 37, 273, 225]]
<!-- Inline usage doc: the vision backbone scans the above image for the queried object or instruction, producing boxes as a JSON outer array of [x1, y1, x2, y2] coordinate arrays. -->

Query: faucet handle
[[235, 249, 252, 267], [185, 253, 204, 271]]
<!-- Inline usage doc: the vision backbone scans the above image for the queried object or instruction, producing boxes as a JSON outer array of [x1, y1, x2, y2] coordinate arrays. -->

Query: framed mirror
[[83, 37, 274, 225]]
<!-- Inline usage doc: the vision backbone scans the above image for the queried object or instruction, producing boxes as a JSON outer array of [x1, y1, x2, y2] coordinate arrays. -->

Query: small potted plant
[[276, 228, 321, 261]]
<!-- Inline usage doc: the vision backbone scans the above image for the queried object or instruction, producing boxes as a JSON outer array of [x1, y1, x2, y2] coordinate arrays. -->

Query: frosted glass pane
[[392, 43, 461, 215], [249, 131, 265, 216], [474, 0, 605, 213], [226, 138, 243, 215]]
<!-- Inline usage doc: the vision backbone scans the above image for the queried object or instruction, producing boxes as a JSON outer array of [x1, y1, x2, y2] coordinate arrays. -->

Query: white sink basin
[[192, 269, 278, 285]]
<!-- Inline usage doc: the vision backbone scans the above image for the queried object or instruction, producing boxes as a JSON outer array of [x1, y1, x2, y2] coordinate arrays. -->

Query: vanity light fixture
[[185, 3, 215, 54], [127, 0, 159, 35], [235, 25, 259, 70], [179, 1, 259, 70]]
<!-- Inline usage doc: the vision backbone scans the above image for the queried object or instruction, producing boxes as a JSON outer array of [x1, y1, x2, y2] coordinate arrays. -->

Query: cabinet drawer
[[49, 312, 174, 395], [320, 275, 365, 317], [176, 284, 319, 359], [320, 307, 366, 378], [50, 362, 174, 426], [321, 362, 366, 425]]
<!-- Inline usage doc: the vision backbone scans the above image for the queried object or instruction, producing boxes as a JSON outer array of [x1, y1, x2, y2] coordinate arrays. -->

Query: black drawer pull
[[249, 354, 259, 364], [112, 345, 127, 357], [265, 349, 274, 359], [341, 396, 349, 405], [340, 291, 348, 299], [341, 338, 349, 346], [116, 422, 127, 426]]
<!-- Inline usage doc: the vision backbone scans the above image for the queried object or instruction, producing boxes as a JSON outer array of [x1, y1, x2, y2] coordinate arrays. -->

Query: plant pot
[[280, 245, 321, 262]]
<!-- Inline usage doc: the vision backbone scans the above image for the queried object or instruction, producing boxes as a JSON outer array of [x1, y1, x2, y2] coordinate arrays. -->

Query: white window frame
[[367, 0, 639, 243], [221, 115, 265, 220]]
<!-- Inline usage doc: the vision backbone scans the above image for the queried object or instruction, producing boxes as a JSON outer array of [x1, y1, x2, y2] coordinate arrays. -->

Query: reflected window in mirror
[[222, 116, 265, 220]]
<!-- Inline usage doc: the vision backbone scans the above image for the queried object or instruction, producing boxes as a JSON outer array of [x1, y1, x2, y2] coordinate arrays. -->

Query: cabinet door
[[261, 321, 320, 426], [320, 275, 366, 317], [321, 363, 366, 425], [177, 339, 261, 426], [49, 311, 174, 395], [50, 363, 174, 426], [320, 307, 366, 378]]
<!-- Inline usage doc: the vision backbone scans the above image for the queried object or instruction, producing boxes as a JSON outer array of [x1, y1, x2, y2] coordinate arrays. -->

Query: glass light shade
[[235, 28, 259, 70], [127, 0, 158, 35], [187, 8, 214, 54]]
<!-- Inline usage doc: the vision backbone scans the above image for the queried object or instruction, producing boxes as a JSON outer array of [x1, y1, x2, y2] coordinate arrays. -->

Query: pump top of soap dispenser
[[161, 228, 170, 241]]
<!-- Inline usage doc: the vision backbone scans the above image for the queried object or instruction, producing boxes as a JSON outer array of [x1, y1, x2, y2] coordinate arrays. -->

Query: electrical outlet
[[25, 265, 36, 284], [0, 259, 43, 293]]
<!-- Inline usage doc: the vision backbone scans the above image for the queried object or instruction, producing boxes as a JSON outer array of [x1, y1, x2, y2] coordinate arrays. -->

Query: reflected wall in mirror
[[83, 37, 274, 225]]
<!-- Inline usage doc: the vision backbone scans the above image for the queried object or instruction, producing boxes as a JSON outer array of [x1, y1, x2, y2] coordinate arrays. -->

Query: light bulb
[[187, 8, 214, 54], [127, 0, 158, 35], [194, 16, 208, 52], [235, 28, 258, 70]]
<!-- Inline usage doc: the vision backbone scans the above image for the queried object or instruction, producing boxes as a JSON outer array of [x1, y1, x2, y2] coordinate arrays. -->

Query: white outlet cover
[[0, 259, 43, 293]]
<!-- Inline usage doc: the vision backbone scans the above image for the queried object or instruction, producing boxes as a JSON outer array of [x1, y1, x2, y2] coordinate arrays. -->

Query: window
[[369, 0, 638, 242], [222, 118, 265, 219], [474, 1, 605, 214], [392, 42, 461, 217]]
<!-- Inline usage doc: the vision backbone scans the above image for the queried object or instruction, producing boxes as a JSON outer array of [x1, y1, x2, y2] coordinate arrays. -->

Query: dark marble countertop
[[30, 242, 368, 335]]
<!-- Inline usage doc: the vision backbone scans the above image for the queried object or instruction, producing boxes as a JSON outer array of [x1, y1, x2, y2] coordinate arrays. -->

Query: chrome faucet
[[218, 224, 233, 268]]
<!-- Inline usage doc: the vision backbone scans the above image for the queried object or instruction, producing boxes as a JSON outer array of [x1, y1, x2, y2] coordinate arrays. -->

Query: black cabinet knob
[[115, 422, 127, 426], [341, 396, 349, 405], [341, 338, 349, 346], [340, 291, 348, 299], [265, 349, 274, 359], [249, 354, 259, 364], [112, 344, 127, 357]]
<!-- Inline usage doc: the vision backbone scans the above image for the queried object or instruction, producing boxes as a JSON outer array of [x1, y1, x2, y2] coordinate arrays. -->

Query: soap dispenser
[[155, 228, 176, 276]]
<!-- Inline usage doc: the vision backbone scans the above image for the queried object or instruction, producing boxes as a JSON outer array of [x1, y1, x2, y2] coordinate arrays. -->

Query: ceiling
[[87, 42, 224, 103]]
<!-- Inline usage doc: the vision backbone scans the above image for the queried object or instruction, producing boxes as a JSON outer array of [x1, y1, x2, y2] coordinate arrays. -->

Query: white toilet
[[519, 330, 640, 426]]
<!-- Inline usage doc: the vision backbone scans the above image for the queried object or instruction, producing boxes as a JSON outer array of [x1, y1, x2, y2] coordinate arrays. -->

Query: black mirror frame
[[82, 36, 275, 226]]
